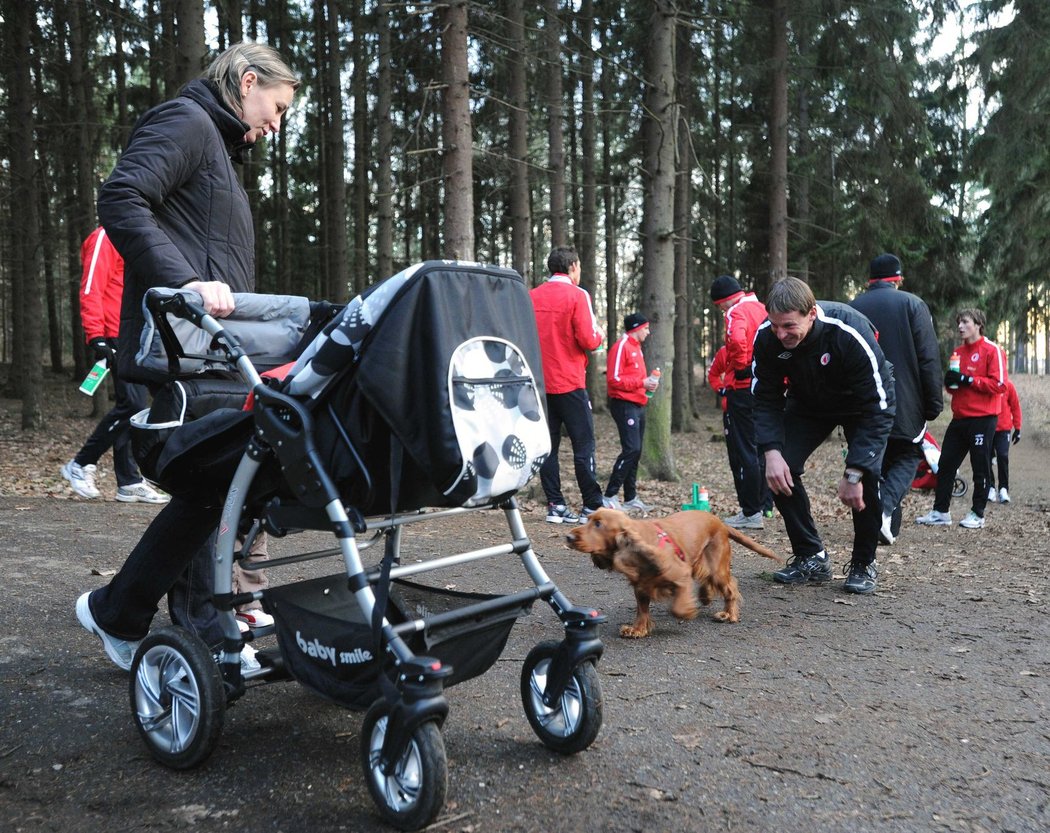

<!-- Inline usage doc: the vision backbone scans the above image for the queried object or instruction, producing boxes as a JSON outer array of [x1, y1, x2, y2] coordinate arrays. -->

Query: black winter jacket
[[850, 281, 943, 442], [753, 301, 896, 476], [98, 79, 255, 384]]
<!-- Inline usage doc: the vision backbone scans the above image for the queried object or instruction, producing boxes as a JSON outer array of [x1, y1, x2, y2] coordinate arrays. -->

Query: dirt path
[[1, 388, 1048, 832]]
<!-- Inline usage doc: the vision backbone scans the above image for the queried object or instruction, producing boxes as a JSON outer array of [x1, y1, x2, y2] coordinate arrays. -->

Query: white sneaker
[[622, 497, 652, 513], [240, 644, 261, 672], [115, 481, 170, 504], [61, 460, 101, 499], [916, 509, 951, 526], [878, 514, 895, 545], [601, 495, 621, 510], [998, 487, 1010, 504], [76, 591, 140, 671], [988, 486, 997, 503], [959, 511, 985, 529], [724, 510, 763, 529], [236, 609, 274, 629]]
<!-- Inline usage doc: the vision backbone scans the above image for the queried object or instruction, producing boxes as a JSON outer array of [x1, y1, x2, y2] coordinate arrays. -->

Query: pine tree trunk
[[639, 0, 678, 481], [440, 0, 475, 260], [543, 0, 567, 247], [351, 4, 369, 294], [376, 3, 394, 280], [768, 0, 789, 283], [672, 22, 696, 432], [6, 4, 44, 427], [508, 1, 531, 280]]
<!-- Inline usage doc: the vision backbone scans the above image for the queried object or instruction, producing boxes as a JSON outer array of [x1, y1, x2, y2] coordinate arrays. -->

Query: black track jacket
[[752, 301, 896, 476], [850, 281, 942, 443]]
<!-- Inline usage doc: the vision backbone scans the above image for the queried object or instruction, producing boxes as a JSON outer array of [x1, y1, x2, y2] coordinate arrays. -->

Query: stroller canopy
[[286, 261, 551, 511]]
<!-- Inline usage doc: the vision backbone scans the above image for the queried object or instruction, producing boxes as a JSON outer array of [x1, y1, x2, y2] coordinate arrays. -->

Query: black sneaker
[[843, 560, 878, 595], [772, 551, 832, 584]]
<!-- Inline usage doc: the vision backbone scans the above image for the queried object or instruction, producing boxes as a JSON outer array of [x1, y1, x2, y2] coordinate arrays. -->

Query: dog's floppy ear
[[590, 552, 614, 571], [613, 539, 665, 582]]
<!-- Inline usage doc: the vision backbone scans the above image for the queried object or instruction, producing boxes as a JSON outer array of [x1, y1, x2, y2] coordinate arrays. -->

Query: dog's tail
[[725, 525, 780, 562]]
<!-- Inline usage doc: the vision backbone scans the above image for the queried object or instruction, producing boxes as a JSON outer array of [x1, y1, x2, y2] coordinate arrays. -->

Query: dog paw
[[619, 624, 650, 638], [713, 610, 740, 623]]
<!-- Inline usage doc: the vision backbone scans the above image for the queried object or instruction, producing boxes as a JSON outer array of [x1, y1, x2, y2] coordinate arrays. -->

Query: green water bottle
[[78, 359, 109, 396], [698, 486, 710, 511]]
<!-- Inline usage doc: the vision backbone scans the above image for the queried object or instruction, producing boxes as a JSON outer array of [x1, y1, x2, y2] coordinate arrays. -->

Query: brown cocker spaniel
[[566, 508, 780, 638]]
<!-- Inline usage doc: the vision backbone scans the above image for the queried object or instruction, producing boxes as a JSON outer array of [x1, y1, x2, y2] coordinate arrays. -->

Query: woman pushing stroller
[[76, 42, 300, 670]]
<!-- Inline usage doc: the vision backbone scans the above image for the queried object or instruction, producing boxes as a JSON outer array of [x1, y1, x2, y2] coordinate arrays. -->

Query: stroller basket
[[265, 574, 533, 710]]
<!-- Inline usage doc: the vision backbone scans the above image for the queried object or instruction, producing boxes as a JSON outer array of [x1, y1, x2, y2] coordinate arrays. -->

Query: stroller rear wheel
[[360, 699, 448, 831], [953, 477, 967, 497], [521, 640, 603, 755], [129, 626, 225, 770]]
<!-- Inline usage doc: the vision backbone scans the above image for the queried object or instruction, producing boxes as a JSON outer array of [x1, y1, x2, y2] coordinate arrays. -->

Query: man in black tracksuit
[[850, 254, 943, 545], [753, 278, 895, 595]]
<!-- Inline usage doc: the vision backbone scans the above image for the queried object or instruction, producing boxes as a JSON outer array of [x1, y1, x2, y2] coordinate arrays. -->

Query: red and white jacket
[[607, 332, 649, 406], [530, 275, 604, 394], [996, 379, 1022, 432], [707, 345, 729, 412], [722, 292, 767, 391], [79, 227, 125, 340], [948, 336, 1006, 418]]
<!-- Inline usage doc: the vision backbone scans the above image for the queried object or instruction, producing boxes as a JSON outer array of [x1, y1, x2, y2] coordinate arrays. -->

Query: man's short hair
[[765, 277, 816, 316], [956, 307, 986, 335], [547, 246, 579, 276]]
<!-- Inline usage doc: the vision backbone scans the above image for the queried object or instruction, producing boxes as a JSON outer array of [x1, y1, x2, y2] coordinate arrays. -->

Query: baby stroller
[[127, 261, 606, 830], [912, 429, 967, 497]]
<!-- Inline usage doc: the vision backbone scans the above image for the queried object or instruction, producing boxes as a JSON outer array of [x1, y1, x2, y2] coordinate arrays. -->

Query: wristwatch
[[844, 468, 863, 484]]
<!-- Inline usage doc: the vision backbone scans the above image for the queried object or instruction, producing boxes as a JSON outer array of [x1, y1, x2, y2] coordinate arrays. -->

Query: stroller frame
[[129, 285, 606, 830]]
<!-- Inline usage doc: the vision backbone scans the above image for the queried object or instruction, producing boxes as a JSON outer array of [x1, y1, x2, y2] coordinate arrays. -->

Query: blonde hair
[[206, 42, 300, 116], [765, 277, 816, 316]]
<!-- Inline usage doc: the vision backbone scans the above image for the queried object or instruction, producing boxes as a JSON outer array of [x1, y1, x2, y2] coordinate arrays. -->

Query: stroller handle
[[146, 289, 263, 389]]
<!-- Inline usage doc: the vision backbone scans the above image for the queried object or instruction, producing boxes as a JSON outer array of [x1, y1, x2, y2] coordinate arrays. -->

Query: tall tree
[[672, 17, 696, 431], [543, 0, 567, 246], [440, 0, 475, 260], [5, 2, 44, 427], [507, 0, 532, 279], [375, 1, 394, 279], [639, 0, 678, 480], [768, 0, 788, 282]]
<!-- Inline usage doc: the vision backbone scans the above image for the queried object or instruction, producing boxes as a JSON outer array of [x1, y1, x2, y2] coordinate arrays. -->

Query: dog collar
[[653, 523, 686, 561]]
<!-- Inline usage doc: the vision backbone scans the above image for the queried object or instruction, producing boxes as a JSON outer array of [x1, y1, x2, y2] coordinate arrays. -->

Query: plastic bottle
[[698, 486, 710, 511], [947, 351, 961, 389], [646, 367, 662, 398], [78, 359, 109, 396]]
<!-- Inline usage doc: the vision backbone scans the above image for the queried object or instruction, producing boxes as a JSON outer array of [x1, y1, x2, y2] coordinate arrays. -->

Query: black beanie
[[869, 253, 903, 280], [710, 274, 743, 302], [624, 313, 648, 333]]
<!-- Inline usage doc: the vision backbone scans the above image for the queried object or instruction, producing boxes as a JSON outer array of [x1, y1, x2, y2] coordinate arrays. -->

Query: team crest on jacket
[[820, 352, 831, 366], [970, 351, 980, 362], [778, 351, 792, 360]]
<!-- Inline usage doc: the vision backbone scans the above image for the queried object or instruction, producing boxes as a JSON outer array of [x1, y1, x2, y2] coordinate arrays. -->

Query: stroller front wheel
[[953, 477, 968, 497], [129, 626, 225, 770], [521, 640, 603, 755], [360, 699, 448, 831]]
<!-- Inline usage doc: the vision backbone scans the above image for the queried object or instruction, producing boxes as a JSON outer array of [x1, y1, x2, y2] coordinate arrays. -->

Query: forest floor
[[0, 370, 1048, 832]]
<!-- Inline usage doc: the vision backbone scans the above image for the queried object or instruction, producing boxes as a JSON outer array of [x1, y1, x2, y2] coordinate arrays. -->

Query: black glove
[[717, 387, 727, 397], [88, 337, 115, 364], [944, 369, 973, 387], [1011, 429, 1021, 445]]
